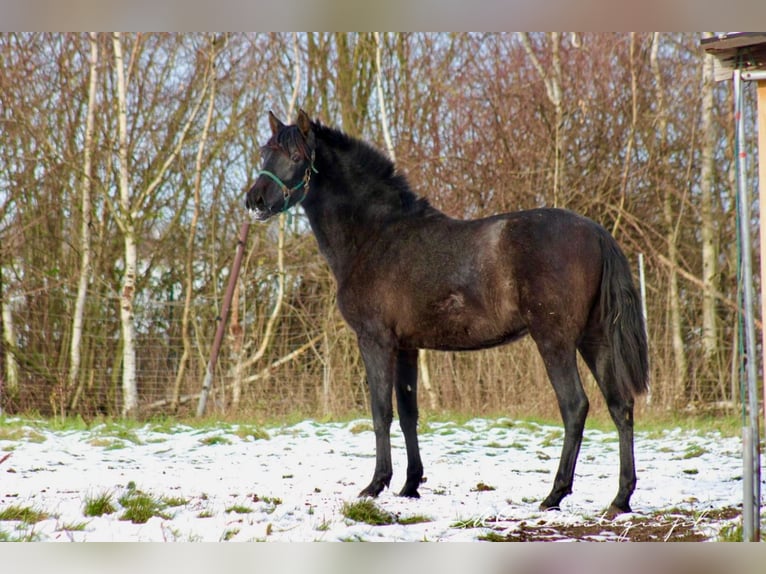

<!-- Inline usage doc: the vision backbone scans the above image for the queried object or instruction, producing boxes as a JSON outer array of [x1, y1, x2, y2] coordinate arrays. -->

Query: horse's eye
[[291, 153, 302, 163]]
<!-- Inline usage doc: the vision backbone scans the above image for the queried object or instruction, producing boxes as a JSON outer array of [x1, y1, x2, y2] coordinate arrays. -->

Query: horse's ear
[[268, 111, 285, 135], [297, 109, 312, 137]]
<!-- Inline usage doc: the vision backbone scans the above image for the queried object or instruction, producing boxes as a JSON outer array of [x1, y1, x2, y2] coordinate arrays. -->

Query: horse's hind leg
[[534, 339, 589, 511], [579, 337, 637, 515], [395, 349, 423, 497]]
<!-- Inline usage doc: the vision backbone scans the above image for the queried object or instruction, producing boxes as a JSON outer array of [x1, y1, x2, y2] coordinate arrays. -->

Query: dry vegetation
[[0, 33, 754, 421]]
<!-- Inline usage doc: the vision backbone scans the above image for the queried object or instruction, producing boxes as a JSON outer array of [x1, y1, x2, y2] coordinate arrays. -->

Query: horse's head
[[245, 109, 317, 221]]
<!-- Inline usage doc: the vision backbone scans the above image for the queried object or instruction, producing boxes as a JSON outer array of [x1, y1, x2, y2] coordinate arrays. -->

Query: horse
[[245, 110, 649, 515]]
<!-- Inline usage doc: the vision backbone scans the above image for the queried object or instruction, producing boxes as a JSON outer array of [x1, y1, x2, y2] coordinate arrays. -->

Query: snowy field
[[0, 417, 755, 542]]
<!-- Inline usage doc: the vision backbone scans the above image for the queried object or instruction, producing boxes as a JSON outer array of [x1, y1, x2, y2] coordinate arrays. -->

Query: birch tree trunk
[[699, 32, 719, 367], [112, 32, 139, 417], [109, 34, 212, 417], [69, 32, 99, 413], [1, 279, 18, 411], [651, 33, 687, 405]]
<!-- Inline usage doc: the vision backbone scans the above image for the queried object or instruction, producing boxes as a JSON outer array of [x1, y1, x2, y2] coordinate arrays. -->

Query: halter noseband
[[257, 151, 318, 213]]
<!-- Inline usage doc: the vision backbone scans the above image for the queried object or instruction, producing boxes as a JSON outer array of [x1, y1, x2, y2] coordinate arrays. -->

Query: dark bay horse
[[246, 110, 649, 514]]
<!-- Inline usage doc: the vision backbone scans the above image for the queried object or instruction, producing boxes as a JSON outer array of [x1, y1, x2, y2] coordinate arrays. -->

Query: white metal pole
[[638, 253, 650, 404], [734, 68, 761, 541]]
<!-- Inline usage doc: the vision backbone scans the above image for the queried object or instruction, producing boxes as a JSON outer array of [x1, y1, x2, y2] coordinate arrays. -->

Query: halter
[[257, 151, 318, 213]]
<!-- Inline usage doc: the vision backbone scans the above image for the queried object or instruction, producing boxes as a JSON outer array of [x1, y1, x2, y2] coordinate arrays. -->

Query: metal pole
[[196, 221, 250, 417], [755, 79, 766, 477], [734, 68, 761, 541], [638, 253, 650, 404]]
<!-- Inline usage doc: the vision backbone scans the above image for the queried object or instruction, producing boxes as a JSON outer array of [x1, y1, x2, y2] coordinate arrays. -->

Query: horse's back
[[500, 208, 606, 337]]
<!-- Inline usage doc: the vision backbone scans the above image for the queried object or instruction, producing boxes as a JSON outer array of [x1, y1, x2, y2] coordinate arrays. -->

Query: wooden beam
[[758, 80, 766, 431]]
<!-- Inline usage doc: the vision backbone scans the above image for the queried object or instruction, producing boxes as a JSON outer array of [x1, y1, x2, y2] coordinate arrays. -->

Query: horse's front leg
[[357, 336, 396, 498], [395, 349, 423, 498]]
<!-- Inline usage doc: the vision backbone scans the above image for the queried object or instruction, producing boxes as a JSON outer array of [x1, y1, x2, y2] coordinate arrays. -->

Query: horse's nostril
[[245, 187, 264, 211]]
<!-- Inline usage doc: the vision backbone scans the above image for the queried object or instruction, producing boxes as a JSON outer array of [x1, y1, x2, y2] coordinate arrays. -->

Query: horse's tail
[[599, 232, 650, 401]]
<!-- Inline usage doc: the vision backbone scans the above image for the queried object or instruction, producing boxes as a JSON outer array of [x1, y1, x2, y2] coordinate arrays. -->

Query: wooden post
[[758, 80, 766, 435], [196, 221, 250, 417]]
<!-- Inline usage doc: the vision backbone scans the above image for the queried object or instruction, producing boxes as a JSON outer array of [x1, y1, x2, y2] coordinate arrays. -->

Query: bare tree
[[109, 33, 212, 416], [171, 35, 221, 411], [232, 32, 302, 409], [518, 32, 566, 207], [0, 33, 748, 418], [651, 32, 687, 405], [68, 32, 99, 413]]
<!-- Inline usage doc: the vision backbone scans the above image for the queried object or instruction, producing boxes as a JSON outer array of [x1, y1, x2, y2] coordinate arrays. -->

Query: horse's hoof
[[539, 495, 563, 511], [605, 503, 631, 518], [358, 481, 386, 498], [398, 486, 421, 498]]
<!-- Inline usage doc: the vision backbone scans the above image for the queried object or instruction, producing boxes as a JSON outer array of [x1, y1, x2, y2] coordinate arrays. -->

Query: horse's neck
[[302, 197, 381, 282], [303, 207, 358, 280], [303, 175, 399, 281]]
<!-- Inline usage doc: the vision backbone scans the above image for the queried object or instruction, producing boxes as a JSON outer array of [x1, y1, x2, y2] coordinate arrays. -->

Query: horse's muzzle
[[245, 183, 272, 222], [247, 207, 272, 222]]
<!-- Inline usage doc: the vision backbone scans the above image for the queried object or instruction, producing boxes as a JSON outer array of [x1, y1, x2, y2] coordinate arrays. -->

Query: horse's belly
[[396, 293, 527, 351]]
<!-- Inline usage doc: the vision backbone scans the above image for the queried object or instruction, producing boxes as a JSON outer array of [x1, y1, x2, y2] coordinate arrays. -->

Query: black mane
[[311, 120, 433, 216]]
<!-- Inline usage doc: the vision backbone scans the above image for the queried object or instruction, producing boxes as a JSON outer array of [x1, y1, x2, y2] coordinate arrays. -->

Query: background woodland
[[0, 32, 759, 420]]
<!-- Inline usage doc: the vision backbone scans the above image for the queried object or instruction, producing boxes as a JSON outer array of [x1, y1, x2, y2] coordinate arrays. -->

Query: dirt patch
[[479, 506, 740, 542]]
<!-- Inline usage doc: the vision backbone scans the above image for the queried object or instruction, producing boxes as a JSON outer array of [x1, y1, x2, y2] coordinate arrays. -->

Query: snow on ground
[[0, 417, 753, 541]]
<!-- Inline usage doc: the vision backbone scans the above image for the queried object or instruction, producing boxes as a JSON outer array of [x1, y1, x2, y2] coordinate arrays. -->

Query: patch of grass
[[221, 528, 240, 541], [225, 504, 253, 515], [682, 444, 707, 459], [339, 534, 367, 542], [634, 412, 740, 437], [348, 421, 373, 435], [0, 526, 43, 542], [451, 517, 485, 529], [100, 427, 142, 445], [540, 429, 563, 448], [472, 482, 496, 492], [341, 499, 395, 526], [87, 437, 116, 448], [146, 417, 182, 434], [234, 425, 270, 441], [162, 496, 189, 507], [398, 514, 432, 525], [489, 419, 517, 430], [118, 489, 171, 524], [478, 531, 508, 542], [0, 504, 51, 523], [57, 521, 88, 532], [0, 426, 46, 443], [252, 494, 282, 505], [83, 491, 117, 517], [717, 522, 742, 542], [199, 435, 232, 446]]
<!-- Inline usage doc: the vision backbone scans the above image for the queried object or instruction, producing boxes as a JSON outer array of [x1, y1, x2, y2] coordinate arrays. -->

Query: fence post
[[196, 221, 250, 417]]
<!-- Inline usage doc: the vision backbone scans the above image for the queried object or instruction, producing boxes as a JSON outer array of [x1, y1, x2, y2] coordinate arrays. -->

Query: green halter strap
[[256, 152, 318, 213]]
